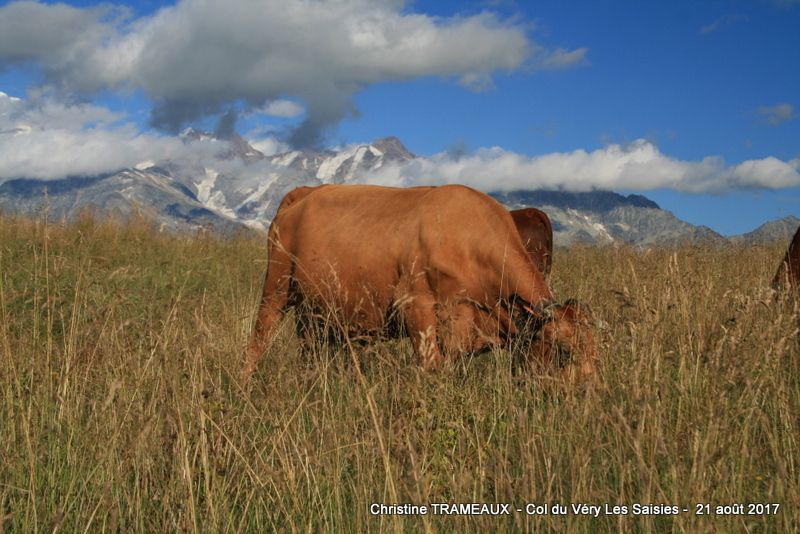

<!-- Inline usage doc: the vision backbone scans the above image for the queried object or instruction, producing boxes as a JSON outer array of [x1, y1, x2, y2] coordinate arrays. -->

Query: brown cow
[[772, 225, 800, 292], [510, 208, 553, 277], [243, 184, 596, 382], [279, 192, 554, 278]]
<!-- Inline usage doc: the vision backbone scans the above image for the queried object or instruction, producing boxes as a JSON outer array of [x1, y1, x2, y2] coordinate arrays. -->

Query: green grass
[[0, 213, 797, 532]]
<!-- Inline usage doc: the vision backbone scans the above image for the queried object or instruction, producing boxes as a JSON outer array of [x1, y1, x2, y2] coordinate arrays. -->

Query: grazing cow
[[243, 184, 596, 382], [772, 225, 800, 292], [510, 208, 553, 277], [277, 192, 554, 278]]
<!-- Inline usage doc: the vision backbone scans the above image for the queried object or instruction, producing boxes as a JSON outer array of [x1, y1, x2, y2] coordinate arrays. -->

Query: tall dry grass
[[0, 213, 797, 532]]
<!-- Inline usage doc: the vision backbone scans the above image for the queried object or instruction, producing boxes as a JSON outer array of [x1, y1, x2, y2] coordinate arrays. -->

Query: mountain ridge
[[0, 133, 796, 246]]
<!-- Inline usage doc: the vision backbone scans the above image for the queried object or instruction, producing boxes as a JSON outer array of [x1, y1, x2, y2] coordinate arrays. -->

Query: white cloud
[[0, 92, 285, 180], [362, 139, 800, 194], [0, 0, 581, 147], [534, 47, 589, 70], [258, 100, 304, 119], [0, 1, 125, 68], [0, 123, 182, 180], [756, 103, 795, 126], [457, 72, 496, 92], [2, 90, 124, 130], [250, 136, 290, 156]]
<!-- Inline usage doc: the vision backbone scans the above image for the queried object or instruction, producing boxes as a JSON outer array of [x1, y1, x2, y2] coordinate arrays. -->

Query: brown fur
[[772, 225, 800, 292], [510, 208, 553, 277], [243, 184, 596, 382]]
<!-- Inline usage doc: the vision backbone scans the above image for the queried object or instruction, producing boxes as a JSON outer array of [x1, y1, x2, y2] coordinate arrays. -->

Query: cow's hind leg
[[242, 247, 293, 382], [403, 293, 444, 371]]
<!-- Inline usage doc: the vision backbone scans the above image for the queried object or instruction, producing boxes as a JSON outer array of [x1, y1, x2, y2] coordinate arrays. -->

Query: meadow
[[0, 213, 797, 533]]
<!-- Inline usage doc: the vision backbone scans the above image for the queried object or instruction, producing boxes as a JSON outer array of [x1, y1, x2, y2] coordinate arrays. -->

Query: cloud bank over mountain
[[2, 91, 799, 193], [0, 91, 289, 181], [366, 141, 800, 193]]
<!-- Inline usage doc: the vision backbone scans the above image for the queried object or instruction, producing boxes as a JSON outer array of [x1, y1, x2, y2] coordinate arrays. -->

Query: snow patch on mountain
[[274, 151, 300, 167], [196, 168, 218, 204], [317, 149, 355, 181], [241, 173, 280, 206]]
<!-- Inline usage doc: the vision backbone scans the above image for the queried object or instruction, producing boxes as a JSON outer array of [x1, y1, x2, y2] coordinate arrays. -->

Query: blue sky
[[0, 0, 798, 235]]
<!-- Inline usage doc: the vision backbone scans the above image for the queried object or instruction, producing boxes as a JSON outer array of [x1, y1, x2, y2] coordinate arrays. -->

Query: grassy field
[[0, 213, 798, 533]]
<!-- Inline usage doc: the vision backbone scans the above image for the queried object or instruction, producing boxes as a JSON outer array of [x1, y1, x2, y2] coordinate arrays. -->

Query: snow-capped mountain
[[0, 132, 795, 245], [270, 136, 413, 182], [162, 133, 415, 231], [492, 190, 728, 246], [0, 168, 246, 234]]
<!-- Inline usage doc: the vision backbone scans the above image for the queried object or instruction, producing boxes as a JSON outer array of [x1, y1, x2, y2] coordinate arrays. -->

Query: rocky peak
[[372, 136, 414, 161], [729, 215, 800, 245], [223, 133, 265, 162], [492, 190, 661, 213], [179, 128, 264, 162]]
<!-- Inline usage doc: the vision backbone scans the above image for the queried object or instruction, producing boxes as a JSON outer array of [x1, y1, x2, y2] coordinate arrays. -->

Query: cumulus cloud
[[0, 126, 182, 181], [757, 103, 796, 126], [362, 139, 800, 194], [0, 1, 123, 68], [0, 91, 175, 179], [0, 91, 285, 180], [0, 0, 573, 147]]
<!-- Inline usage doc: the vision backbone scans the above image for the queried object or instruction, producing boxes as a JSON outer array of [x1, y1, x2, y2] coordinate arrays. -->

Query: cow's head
[[522, 299, 598, 383]]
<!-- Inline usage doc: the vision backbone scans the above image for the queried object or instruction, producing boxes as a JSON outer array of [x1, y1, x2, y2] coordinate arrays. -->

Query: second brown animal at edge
[[772, 224, 800, 293]]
